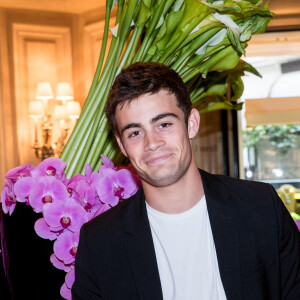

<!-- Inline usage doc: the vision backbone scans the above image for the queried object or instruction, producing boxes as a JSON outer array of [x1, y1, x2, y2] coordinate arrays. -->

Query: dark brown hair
[[105, 62, 192, 136]]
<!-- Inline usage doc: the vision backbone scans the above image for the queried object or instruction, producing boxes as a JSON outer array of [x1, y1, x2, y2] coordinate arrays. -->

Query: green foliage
[[243, 124, 300, 155], [60, 0, 273, 178]]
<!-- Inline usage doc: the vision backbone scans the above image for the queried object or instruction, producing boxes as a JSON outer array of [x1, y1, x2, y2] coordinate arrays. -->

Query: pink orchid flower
[[74, 180, 103, 214], [5, 163, 35, 184], [1, 179, 16, 215], [43, 198, 88, 233], [34, 218, 58, 241], [95, 168, 138, 207], [54, 231, 79, 265], [66, 164, 99, 205], [31, 157, 66, 181], [29, 176, 69, 213]]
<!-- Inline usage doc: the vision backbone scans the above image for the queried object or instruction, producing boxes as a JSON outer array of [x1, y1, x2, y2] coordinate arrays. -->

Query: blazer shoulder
[[200, 169, 278, 210], [201, 169, 273, 191]]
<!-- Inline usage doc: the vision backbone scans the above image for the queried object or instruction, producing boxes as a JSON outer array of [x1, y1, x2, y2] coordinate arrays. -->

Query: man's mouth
[[144, 153, 173, 165]]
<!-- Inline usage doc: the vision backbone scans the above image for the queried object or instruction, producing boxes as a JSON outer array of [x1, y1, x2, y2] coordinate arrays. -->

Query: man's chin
[[141, 169, 182, 188]]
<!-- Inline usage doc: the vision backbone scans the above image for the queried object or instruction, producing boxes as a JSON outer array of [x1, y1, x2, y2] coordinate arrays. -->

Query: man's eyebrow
[[151, 113, 179, 124], [120, 123, 141, 136]]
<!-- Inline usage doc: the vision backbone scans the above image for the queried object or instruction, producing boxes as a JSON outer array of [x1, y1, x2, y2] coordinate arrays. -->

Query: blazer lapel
[[122, 188, 163, 300], [200, 169, 242, 300]]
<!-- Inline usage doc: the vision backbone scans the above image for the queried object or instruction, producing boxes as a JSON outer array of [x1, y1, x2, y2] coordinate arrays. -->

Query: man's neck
[[142, 163, 204, 214]]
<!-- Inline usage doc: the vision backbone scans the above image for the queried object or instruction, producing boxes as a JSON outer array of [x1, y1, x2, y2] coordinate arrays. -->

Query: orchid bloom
[[5, 163, 35, 184], [1, 179, 16, 215], [54, 231, 79, 265], [95, 168, 138, 207], [43, 197, 88, 233], [31, 157, 66, 181], [29, 176, 69, 213]]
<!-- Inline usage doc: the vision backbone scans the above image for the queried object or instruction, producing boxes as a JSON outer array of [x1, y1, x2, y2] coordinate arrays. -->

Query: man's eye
[[128, 131, 140, 138], [160, 123, 171, 128]]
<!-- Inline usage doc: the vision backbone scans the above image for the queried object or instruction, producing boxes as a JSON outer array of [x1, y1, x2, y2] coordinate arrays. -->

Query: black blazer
[[72, 170, 300, 299]]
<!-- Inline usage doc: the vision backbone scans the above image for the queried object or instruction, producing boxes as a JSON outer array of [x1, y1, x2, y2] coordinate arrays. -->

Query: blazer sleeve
[[71, 225, 103, 299], [270, 184, 300, 299]]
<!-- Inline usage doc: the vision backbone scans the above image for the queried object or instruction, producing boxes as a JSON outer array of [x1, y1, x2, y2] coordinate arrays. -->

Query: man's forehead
[[116, 90, 177, 112]]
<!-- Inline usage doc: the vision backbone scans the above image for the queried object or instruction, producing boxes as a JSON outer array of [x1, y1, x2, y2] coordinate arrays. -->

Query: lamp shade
[[28, 100, 44, 117], [36, 82, 54, 100], [53, 105, 68, 120], [67, 101, 81, 119], [56, 82, 73, 101]]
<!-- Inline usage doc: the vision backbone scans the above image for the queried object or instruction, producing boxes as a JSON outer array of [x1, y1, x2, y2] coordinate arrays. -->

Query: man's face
[[115, 90, 200, 187]]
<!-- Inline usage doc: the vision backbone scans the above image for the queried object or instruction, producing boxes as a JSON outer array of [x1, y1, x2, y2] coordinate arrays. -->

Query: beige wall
[[0, 6, 112, 185]]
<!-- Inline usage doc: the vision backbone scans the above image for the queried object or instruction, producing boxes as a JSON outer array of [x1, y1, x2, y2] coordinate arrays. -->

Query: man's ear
[[188, 108, 200, 139], [115, 135, 128, 157]]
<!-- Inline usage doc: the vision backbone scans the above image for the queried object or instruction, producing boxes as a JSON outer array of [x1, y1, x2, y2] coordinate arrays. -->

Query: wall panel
[[12, 23, 73, 165]]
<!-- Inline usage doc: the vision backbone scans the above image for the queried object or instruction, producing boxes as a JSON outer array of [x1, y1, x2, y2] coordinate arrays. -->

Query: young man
[[72, 62, 300, 300]]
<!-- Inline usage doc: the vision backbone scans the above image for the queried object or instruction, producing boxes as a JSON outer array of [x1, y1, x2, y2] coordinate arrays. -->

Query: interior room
[[0, 0, 300, 299]]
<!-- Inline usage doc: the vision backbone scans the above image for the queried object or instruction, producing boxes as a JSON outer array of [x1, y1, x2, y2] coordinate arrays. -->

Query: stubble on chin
[[139, 158, 192, 188]]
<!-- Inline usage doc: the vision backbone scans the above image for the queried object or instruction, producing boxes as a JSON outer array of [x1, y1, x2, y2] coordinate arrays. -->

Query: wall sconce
[[28, 82, 81, 160]]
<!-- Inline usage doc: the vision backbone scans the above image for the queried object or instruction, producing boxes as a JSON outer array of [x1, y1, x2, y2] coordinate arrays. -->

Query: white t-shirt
[[146, 196, 227, 300]]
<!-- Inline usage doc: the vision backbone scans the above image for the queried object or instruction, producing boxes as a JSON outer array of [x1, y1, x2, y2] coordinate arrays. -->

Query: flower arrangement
[[1, 156, 140, 299]]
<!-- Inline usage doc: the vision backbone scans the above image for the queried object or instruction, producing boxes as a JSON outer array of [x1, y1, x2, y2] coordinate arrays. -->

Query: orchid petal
[[43, 202, 65, 228], [116, 169, 138, 198], [14, 177, 35, 202], [29, 180, 46, 213], [50, 254, 72, 272], [96, 176, 117, 205], [101, 155, 114, 168], [34, 218, 57, 240], [1, 185, 16, 215], [60, 282, 72, 300], [1, 188, 9, 214], [93, 203, 111, 218], [65, 268, 75, 289], [84, 164, 93, 183]]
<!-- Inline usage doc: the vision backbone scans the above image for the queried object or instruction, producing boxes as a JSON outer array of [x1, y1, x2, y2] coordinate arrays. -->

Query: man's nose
[[144, 131, 165, 151]]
